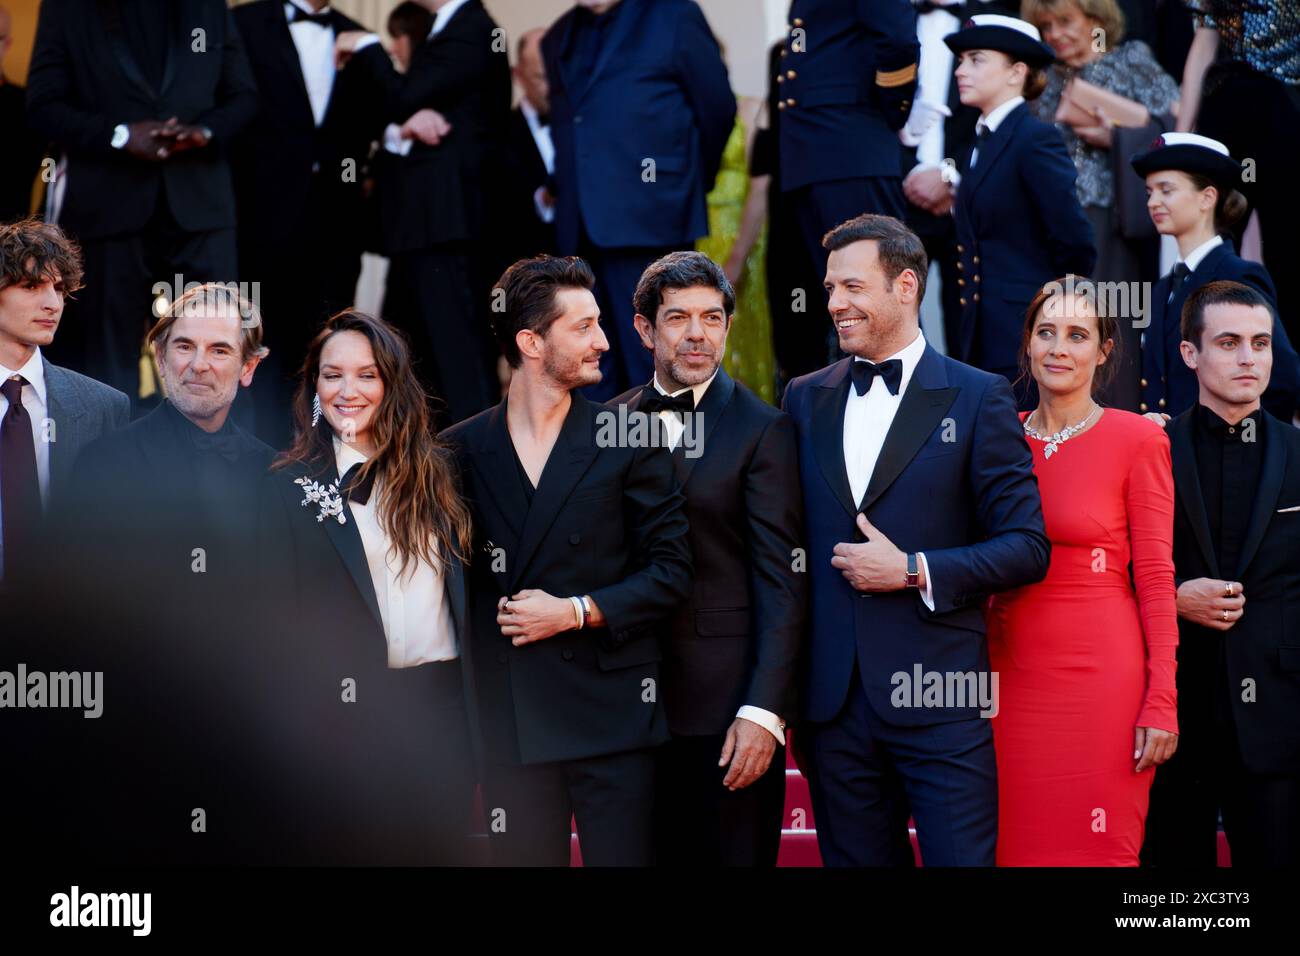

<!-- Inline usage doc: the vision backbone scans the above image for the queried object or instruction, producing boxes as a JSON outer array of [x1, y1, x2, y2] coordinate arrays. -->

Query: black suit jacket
[[34, 400, 274, 863], [26, 0, 258, 240], [1167, 408, 1300, 777], [253, 456, 481, 864], [610, 371, 806, 736], [443, 392, 693, 765], [230, 0, 372, 247], [489, 106, 558, 272], [345, 0, 511, 252]]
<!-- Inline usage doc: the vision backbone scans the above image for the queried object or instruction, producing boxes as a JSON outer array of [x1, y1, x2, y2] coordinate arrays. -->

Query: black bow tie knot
[[190, 429, 244, 462], [640, 386, 696, 415], [289, 6, 333, 27], [851, 358, 903, 396], [340, 461, 376, 506]]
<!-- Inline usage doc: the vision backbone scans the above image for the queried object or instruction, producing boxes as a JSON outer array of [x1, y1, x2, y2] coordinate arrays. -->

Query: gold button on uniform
[[786, 98, 796, 106], [1158, 398, 1166, 408], [777, 101, 785, 110], [960, 297, 968, 306], [787, 70, 797, 79], [973, 274, 980, 282], [957, 278, 966, 287], [1140, 377, 1148, 388], [777, 75, 784, 83], [957, 244, 965, 253], [973, 292, 980, 302], [973, 255, 980, 264], [793, 17, 803, 26], [1140, 402, 1149, 412], [956, 262, 964, 271]]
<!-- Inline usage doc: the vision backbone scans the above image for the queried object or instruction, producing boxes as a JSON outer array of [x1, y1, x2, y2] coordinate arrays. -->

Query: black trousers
[[482, 748, 657, 866], [653, 732, 786, 867], [1142, 711, 1300, 867], [56, 190, 237, 406], [383, 243, 496, 427]]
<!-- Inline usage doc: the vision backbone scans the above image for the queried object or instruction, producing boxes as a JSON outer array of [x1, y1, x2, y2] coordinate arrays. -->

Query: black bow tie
[[190, 429, 244, 463], [851, 358, 903, 396], [289, 6, 332, 27], [340, 461, 376, 506], [640, 386, 696, 415], [536, 113, 551, 127]]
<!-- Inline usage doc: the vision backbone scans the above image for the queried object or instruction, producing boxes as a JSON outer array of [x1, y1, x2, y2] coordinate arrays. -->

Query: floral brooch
[[295, 476, 346, 524]]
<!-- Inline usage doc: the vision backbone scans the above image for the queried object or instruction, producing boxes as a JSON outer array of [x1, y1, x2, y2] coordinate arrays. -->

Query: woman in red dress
[[987, 278, 1179, 865]]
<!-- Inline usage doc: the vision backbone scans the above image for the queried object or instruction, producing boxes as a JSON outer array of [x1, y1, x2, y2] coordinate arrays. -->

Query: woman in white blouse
[[257, 310, 479, 865]]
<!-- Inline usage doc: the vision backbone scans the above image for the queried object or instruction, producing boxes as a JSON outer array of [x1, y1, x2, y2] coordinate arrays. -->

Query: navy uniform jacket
[[540, 0, 734, 252], [1141, 240, 1300, 420], [778, 0, 919, 192], [953, 102, 1096, 376]]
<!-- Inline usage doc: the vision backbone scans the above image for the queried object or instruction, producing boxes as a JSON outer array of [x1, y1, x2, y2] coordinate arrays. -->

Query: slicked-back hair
[[633, 251, 734, 325], [822, 214, 929, 305], [1182, 279, 1273, 350], [0, 218, 84, 296], [491, 255, 596, 368], [146, 282, 268, 362]]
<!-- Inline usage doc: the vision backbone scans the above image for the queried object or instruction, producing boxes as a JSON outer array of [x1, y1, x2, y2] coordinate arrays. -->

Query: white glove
[[899, 99, 953, 147]]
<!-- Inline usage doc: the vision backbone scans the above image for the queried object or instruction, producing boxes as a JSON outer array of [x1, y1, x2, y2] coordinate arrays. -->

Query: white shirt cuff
[[533, 185, 556, 223], [383, 122, 413, 156], [354, 34, 381, 53], [736, 705, 785, 746], [916, 551, 935, 611]]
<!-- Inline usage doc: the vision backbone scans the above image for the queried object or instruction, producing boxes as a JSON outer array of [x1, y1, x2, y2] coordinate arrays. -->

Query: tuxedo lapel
[[1233, 413, 1287, 579], [858, 346, 960, 515], [102, 0, 160, 101], [675, 369, 736, 486], [158, 0, 191, 99], [468, 401, 526, 594], [811, 359, 857, 519], [272, 3, 314, 119], [1168, 411, 1220, 578], [582, 0, 646, 101], [312, 463, 385, 634], [509, 395, 600, 591]]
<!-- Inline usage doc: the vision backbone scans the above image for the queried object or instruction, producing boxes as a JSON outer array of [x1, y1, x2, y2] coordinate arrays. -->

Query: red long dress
[[987, 409, 1179, 866]]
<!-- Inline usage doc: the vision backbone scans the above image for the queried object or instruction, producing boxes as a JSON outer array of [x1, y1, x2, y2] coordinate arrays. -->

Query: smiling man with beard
[[39, 283, 276, 864]]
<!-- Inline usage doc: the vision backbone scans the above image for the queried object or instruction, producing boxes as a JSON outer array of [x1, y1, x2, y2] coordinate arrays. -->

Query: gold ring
[[1222, 610, 1229, 622], [1225, 582, 1234, 597]]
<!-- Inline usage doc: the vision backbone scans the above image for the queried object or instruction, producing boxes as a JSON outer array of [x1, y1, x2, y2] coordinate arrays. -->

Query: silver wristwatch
[[111, 124, 129, 149]]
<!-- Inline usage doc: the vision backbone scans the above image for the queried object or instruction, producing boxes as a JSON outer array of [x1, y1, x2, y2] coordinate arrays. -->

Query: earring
[[311, 392, 322, 427]]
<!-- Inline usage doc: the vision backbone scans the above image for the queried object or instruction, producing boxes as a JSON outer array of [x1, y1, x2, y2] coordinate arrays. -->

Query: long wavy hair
[[273, 311, 473, 574]]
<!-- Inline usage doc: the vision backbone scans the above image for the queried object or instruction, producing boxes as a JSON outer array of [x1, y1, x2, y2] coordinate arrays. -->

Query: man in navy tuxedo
[[782, 214, 1050, 866], [540, 0, 734, 400], [778, 0, 920, 301]]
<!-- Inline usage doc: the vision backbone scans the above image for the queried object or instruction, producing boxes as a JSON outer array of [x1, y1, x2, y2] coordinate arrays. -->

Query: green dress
[[695, 112, 776, 405]]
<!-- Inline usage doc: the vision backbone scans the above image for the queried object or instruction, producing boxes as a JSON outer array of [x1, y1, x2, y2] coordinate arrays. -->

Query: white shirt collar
[[978, 95, 1024, 134], [0, 347, 47, 408], [285, 0, 332, 20], [431, 0, 473, 37], [332, 434, 369, 479], [653, 367, 718, 406], [1181, 234, 1224, 273], [851, 330, 927, 396]]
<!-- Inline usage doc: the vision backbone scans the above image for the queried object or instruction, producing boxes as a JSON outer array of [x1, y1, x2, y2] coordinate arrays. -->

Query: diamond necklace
[[1023, 402, 1100, 459]]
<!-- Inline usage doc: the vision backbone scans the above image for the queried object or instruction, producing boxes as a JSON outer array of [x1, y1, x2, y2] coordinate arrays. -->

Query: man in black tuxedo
[[1142, 281, 1300, 867], [26, 0, 258, 400], [335, 0, 511, 425], [490, 28, 558, 275], [0, 6, 45, 222], [33, 283, 275, 864], [611, 252, 806, 866], [231, 0, 374, 447], [443, 255, 692, 866]]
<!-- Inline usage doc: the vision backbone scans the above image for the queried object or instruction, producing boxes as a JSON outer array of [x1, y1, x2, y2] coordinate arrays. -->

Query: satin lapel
[[276, 5, 314, 117], [811, 359, 857, 519], [509, 394, 600, 592], [468, 401, 524, 594], [1233, 413, 1286, 579], [103, 0, 159, 101], [310, 464, 385, 633], [1168, 411, 1220, 578], [675, 369, 736, 487], [444, 554, 468, 646], [858, 346, 960, 515], [158, 0, 185, 98], [964, 102, 1023, 198]]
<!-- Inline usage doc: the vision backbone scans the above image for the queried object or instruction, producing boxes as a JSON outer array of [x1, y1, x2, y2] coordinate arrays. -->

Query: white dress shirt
[[372, 0, 474, 155], [1179, 233, 1224, 275], [333, 438, 458, 668], [650, 370, 785, 745], [969, 94, 1024, 169], [521, 97, 557, 224], [842, 331, 936, 610], [284, 1, 336, 128]]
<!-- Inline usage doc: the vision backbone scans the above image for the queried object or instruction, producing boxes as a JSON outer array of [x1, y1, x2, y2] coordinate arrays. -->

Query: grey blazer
[[43, 356, 130, 506]]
